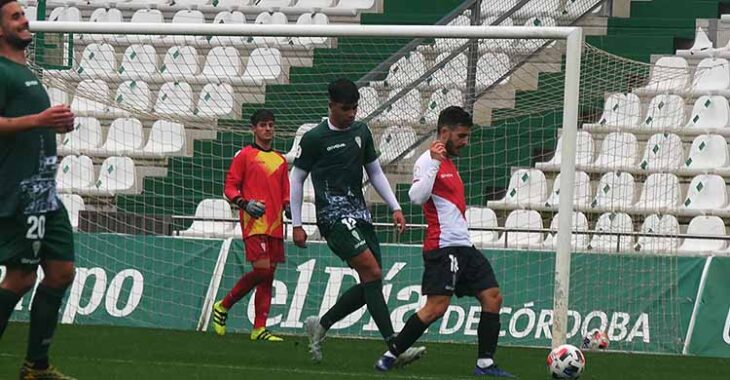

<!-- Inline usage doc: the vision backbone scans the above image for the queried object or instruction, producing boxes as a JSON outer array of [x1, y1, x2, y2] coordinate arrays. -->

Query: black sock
[[390, 313, 429, 356], [362, 280, 395, 341], [26, 285, 66, 367], [0, 288, 21, 339], [478, 311, 500, 361], [320, 284, 365, 330]]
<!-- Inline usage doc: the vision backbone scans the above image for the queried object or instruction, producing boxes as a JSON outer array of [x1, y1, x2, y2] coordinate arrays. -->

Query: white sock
[[384, 351, 397, 359], [477, 358, 494, 368]]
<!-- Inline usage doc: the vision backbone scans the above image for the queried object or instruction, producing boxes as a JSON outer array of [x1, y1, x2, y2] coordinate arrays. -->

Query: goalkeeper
[[211, 109, 290, 342]]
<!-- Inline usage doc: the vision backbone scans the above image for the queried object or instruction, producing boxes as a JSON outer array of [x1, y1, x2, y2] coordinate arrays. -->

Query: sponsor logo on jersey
[[326, 143, 347, 152], [439, 173, 454, 179], [25, 80, 39, 87]]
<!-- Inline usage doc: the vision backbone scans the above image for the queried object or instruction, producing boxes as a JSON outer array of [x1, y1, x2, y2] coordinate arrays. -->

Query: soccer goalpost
[[23, 15, 685, 356]]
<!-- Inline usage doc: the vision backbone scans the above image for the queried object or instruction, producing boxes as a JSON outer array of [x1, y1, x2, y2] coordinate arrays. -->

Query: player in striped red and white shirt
[[375, 107, 514, 377]]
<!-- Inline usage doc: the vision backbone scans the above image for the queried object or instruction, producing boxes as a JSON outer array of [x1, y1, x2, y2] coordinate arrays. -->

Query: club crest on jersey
[[355, 136, 362, 148]]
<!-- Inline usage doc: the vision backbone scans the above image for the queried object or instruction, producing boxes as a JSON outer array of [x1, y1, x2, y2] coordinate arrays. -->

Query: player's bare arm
[[0, 105, 75, 134]]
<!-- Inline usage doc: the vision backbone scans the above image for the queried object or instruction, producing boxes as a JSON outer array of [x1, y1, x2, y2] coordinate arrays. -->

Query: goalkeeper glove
[[284, 203, 292, 220], [234, 197, 266, 219]]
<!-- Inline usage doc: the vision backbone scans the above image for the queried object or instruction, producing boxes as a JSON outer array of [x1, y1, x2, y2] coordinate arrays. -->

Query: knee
[[484, 289, 503, 312], [1, 269, 38, 295], [43, 266, 76, 289], [420, 300, 449, 324], [360, 265, 382, 282]]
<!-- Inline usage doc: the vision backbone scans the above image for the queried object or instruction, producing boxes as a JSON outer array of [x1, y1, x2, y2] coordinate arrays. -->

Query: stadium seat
[[479, 17, 514, 53], [58, 194, 85, 230], [195, 83, 235, 118], [681, 174, 728, 211], [641, 94, 685, 131], [257, 0, 293, 8], [536, 130, 594, 170], [80, 156, 137, 196], [252, 12, 288, 45], [56, 155, 95, 193], [691, 58, 730, 94], [76, 43, 117, 79], [678, 216, 727, 253], [112, 80, 151, 116], [241, 48, 283, 85], [542, 212, 590, 251], [292, 13, 329, 46], [480, 0, 516, 17], [173, 0, 209, 8], [57, 117, 103, 155], [589, 212, 633, 252], [513, 17, 556, 54], [154, 81, 194, 116], [488, 169, 548, 208], [676, 27, 714, 57], [561, 0, 604, 17], [88, 118, 145, 156], [591, 132, 638, 171], [167, 10, 206, 45], [285, 123, 317, 163], [544, 171, 592, 208], [636, 214, 680, 253], [421, 89, 463, 126], [590, 171, 635, 210], [372, 52, 427, 90], [197, 47, 242, 84], [378, 126, 417, 164], [87, 8, 123, 42], [633, 173, 681, 212], [637, 133, 683, 171], [178, 199, 236, 238], [475, 53, 511, 91], [430, 14, 471, 53], [334, 0, 375, 10], [376, 89, 422, 126], [71, 80, 111, 116], [357, 87, 379, 120], [466, 207, 499, 248], [47, 87, 69, 106], [421, 53, 467, 90], [635, 57, 689, 95], [48, 7, 81, 22], [683, 134, 730, 171], [128, 10, 165, 45], [136, 120, 187, 158], [514, 0, 562, 18], [494, 210, 543, 249], [585, 93, 641, 129], [118, 45, 158, 81], [210, 11, 247, 46], [160, 46, 201, 81], [684, 95, 730, 131], [296, 0, 336, 9]]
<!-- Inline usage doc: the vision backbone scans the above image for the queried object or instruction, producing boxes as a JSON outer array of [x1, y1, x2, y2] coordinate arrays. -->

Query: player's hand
[[36, 105, 75, 134], [429, 141, 447, 161], [237, 198, 266, 219], [284, 203, 292, 220], [393, 210, 406, 234], [293, 226, 308, 248]]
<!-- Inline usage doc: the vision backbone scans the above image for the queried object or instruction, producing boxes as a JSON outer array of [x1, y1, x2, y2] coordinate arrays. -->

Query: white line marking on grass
[[0, 353, 473, 380]]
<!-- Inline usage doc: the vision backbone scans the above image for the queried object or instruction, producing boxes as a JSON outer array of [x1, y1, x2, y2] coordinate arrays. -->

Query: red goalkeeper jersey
[[224, 144, 290, 239]]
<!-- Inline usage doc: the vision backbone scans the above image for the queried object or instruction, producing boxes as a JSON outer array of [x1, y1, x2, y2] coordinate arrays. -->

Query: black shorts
[[421, 246, 499, 298]]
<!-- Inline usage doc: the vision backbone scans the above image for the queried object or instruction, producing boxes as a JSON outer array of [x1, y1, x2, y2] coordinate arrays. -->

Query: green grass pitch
[[1, 323, 729, 379]]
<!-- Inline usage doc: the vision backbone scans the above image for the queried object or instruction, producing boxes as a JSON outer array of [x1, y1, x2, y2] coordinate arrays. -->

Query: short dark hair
[[250, 109, 275, 126], [328, 78, 359, 105], [437, 106, 473, 131], [0, 0, 15, 10]]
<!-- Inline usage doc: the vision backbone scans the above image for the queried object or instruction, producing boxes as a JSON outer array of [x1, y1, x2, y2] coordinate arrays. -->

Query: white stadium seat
[[543, 212, 590, 251], [480, 0, 517, 17], [633, 173, 681, 212], [118, 45, 158, 81], [257, 0, 293, 8], [513, 17, 556, 54], [544, 171, 592, 208], [466, 207, 499, 248], [136, 120, 186, 158], [58, 194, 85, 230], [636, 56, 689, 95], [676, 27, 714, 57], [88, 118, 145, 156], [682, 174, 728, 211], [292, 13, 329, 46], [684, 95, 730, 131], [334, 0, 375, 10], [683, 134, 730, 171], [638, 133, 683, 171], [488, 169, 547, 208], [154, 82, 194, 116], [678, 216, 727, 253], [378, 126, 417, 164], [296, 0, 336, 9], [591, 132, 638, 170], [195, 83, 235, 118], [476, 53, 511, 91], [357, 87, 379, 120], [71, 80, 110, 116], [636, 214, 680, 253], [128, 10, 165, 44], [80, 156, 137, 195], [691, 57, 730, 94], [87, 8, 123, 42], [56, 155, 95, 193], [58, 117, 103, 156], [377, 89, 422, 126], [494, 210, 543, 248], [252, 12, 288, 45], [285, 123, 317, 163], [113, 80, 151, 115], [590, 171, 635, 210], [49, 7, 81, 22], [641, 94, 685, 131], [198, 47, 242, 83], [160, 46, 201, 80], [589, 212, 633, 252], [421, 89, 463, 126], [241, 48, 283, 85], [75, 43, 117, 79], [178, 199, 236, 238], [432, 15, 470, 52], [587, 92, 642, 129], [537, 130, 594, 170], [421, 53, 467, 90], [210, 11, 247, 46], [479, 17, 514, 53]]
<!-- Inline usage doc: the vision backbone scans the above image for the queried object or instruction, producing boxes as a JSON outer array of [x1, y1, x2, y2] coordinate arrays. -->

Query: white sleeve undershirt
[[289, 166, 309, 227], [364, 160, 401, 212], [408, 155, 441, 206]]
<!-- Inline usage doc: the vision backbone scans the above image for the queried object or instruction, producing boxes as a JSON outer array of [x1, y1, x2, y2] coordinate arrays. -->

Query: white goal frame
[[30, 21, 584, 348]]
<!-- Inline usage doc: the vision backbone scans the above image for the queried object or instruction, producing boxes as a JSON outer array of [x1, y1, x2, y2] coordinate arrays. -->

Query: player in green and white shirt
[[0, 1, 77, 379], [290, 79, 425, 368]]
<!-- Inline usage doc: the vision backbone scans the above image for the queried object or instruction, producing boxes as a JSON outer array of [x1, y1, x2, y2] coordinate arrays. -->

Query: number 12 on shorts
[[342, 217, 363, 242]]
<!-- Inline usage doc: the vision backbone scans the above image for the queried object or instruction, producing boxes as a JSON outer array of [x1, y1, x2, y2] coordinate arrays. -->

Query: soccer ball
[[582, 329, 610, 350], [547, 344, 585, 379]]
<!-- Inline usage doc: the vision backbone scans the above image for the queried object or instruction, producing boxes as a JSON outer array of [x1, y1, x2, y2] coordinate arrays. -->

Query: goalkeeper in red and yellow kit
[[211, 109, 290, 342]]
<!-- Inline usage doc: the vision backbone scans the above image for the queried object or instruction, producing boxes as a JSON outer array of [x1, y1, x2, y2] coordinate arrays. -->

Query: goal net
[[6, 2, 695, 357]]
